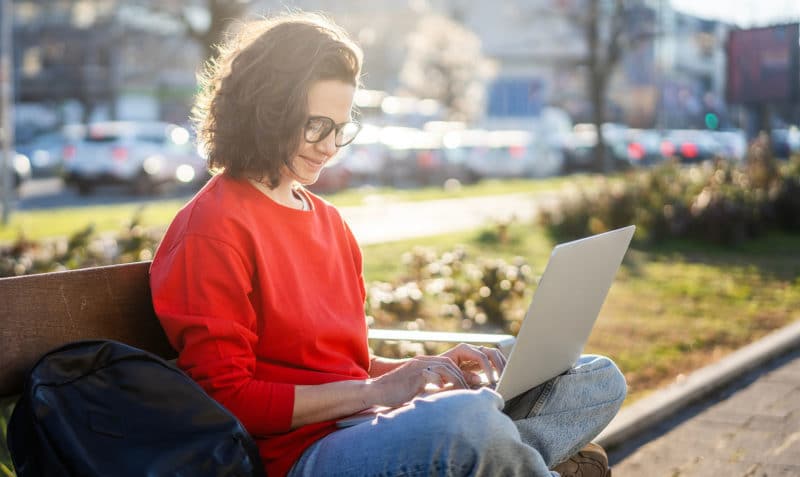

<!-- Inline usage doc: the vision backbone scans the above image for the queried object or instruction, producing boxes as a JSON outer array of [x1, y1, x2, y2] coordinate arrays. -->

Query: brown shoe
[[551, 442, 611, 477]]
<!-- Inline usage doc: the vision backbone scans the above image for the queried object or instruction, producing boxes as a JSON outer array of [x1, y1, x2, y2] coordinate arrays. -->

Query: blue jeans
[[288, 355, 626, 477]]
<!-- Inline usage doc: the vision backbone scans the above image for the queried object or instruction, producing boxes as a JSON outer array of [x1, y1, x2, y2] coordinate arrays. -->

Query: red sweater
[[150, 173, 369, 476]]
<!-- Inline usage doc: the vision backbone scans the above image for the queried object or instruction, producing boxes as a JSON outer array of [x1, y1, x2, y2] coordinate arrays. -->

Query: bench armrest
[[368, 329, 516, 357]]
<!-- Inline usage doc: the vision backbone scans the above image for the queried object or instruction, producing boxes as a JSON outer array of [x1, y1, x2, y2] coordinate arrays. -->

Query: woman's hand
[[367, 344, 506, 408], [368, 355, 471, 407], [440, 343, 507, 387]]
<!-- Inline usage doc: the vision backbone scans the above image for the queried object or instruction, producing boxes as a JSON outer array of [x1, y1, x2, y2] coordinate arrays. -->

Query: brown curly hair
[[192, 11, 363, 187]]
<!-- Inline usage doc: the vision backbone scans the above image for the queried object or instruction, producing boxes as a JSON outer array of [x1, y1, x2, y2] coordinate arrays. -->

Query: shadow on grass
[[621, 232, 800, 283]]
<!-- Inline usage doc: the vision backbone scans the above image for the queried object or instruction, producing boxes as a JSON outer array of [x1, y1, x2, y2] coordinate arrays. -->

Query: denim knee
[[572, 354, 628, 408], [415, 388, 510, 447], [414, 389, 543, 474], [510, 355, 628, 467]]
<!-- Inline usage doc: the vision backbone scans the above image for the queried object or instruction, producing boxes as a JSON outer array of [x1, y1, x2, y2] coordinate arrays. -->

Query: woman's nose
[[315, 131, 337, 155]]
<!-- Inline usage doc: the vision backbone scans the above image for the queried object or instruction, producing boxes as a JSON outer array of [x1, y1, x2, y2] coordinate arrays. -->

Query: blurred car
[[379, 127, 468, 187], [659, 130, 724, 164], [63, 121, 208, 195], [17, 124, 85, 177], [0, 151, 32, 190], [306, 160, 352, 194], [438, 128, 565, 181], [771, 127, 800, 159], [0, 150, 31, 191], [460, 130, 537, 179], [710, 129, 747, 163], [563, 123, 630, 172], [336, 123, 388, 186], [618, 129, 663, 167]]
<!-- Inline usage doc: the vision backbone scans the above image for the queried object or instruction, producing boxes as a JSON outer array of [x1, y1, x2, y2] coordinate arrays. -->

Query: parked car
[[710, 129, 747, 163], [336, 123, 387, 186], [373, 127, 465, 187], [562, 123, 630, 172], [771, 127, 800, 159], [460, 130, 532, 179], [14, 152, 31, 188], [621, 129, 664, 167], [436, 128, 563, 181], [1, 151, 32, 190], [17, 124, 85, 177], [63, 121, 208, 195], [305, 159, 352, 194], [660, 130, 724, 164]]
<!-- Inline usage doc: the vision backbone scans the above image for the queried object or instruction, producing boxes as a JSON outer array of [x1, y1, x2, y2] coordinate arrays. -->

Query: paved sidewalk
[[609, 347, 800, 476], [339, 192, 560, 245]]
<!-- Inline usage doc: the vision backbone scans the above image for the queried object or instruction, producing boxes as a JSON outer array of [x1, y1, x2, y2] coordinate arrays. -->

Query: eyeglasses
[[304, 116, 361, 147]]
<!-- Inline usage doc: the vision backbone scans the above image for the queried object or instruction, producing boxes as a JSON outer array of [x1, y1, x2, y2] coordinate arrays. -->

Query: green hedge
[[539, 155, 800, 246], [1, 215, 160, 279]]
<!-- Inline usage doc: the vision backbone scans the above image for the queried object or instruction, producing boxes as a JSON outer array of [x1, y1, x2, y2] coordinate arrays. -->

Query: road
[[12, 177, 199, 210], [341, 193, 559, 245]]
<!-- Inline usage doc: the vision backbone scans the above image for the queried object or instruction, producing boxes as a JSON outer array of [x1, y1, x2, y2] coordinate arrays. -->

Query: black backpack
[[8, 340, 266, 477]]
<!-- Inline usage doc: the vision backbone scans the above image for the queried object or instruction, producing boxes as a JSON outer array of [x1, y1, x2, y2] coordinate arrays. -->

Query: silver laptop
[[493, 225, 635, 400], [336, 225, 635, 427]]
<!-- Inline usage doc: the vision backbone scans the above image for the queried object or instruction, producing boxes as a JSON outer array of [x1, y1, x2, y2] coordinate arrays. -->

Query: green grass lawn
[[0, 175, 594, 242], [361, 223, 800, 404]]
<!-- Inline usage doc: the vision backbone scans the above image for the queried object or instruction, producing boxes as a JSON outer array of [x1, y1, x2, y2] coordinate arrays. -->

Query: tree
[[398, 13, 496, 123], [563, 0, 656, 172]]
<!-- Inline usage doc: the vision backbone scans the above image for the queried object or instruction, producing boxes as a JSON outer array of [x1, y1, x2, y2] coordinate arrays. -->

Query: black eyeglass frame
[[303, 116, 362, 147]]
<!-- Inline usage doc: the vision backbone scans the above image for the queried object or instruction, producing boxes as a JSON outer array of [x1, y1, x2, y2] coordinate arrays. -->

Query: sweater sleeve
[[343, 219, 366, 305], [150, 233, 294, 437]]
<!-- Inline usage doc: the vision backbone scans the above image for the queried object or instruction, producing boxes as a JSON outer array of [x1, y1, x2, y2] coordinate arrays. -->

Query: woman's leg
[[503, 354, 627, 468], [288, 387, 555, 477]]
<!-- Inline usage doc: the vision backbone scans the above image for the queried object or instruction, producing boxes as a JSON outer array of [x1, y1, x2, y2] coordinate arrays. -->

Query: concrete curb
[[595, 319, 800, 449]]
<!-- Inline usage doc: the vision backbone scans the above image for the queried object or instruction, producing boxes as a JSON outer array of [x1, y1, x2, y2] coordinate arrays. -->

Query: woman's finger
[[481, 346, 507, 378], [446, 344, 498, 383], [425, 363, 470, 389], [469, 345, 497, 381], [421, 366, 440, 386]]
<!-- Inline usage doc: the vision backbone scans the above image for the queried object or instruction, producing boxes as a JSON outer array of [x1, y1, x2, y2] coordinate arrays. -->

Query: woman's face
[[283, 79, 356, 187]]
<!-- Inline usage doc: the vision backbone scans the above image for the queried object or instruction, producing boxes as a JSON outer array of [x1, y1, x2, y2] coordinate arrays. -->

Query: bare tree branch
[[564, 0, 657, 172]]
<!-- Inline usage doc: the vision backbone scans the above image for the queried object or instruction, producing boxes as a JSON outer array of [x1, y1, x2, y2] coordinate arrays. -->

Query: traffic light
[[705, 113, 719, 130]]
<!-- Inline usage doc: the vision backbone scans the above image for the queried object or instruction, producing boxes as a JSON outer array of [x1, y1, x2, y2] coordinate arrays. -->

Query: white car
[[0, 151, 32, 190], [63, 121, 208, 195], [457, 129, 561, 179]]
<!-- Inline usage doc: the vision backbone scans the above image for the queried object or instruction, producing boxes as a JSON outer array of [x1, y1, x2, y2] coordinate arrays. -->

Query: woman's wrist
[[361, 377, 383, 407], [368, 356, 407, 377]]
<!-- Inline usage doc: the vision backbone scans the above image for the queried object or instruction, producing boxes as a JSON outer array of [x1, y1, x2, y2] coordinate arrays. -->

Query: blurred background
[[0, 0, 799, 207]]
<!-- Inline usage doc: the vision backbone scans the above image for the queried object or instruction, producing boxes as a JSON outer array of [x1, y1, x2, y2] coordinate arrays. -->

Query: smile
[[301, 156, 326, 168]]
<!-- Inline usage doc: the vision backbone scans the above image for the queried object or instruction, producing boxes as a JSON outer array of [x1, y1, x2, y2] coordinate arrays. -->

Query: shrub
[[539, 157, 800, 246], [0, 212, 160, 279], [365, 243, 535, 334]]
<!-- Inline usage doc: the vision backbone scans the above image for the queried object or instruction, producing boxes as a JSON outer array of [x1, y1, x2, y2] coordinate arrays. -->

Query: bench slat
[[0, 261, 174, 397]]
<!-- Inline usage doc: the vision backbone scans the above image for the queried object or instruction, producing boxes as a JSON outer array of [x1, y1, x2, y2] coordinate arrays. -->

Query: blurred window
[[85, 134, 119, 143], [136, 133, 167, 144]]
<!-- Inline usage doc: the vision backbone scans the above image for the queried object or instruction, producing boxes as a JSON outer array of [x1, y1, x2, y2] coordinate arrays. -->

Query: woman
[[150, 11, 626, 477]]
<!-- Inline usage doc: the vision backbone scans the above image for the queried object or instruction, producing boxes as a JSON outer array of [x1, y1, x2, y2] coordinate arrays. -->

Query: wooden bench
[[0, 261, 515, 400]]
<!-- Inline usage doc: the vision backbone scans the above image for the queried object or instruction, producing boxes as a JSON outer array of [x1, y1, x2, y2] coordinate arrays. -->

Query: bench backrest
[[0, 261, 175, 398], [0, 261, 516, 399]]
